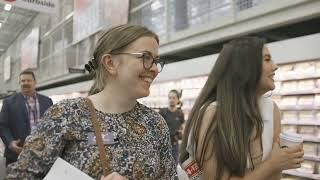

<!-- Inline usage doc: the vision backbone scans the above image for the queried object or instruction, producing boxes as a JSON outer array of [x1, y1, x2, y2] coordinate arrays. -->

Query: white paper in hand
[[43, 157, 94, 180]]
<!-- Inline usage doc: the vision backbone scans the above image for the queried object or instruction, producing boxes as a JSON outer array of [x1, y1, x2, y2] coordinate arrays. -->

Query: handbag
[[85, 97, 110, 176]]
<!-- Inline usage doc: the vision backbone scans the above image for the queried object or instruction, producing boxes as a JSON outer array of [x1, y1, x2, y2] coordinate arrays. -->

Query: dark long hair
[[180, 37, 266, 178]]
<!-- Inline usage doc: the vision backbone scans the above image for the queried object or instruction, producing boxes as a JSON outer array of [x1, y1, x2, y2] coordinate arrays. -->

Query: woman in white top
[[180, 37, 304, 180]]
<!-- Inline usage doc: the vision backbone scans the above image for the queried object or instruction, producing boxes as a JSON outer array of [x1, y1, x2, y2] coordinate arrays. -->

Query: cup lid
[[280, 132, 303, 143]]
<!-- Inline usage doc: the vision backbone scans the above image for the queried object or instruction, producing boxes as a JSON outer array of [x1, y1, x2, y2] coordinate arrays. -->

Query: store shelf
[[275, 74, 320, 82], [303, 136, 320, 143], [274, 89, 320, 96], [281, 120, 320, 126], [279, 106, 320, 111], [282, 170, 320, 179], [304, 155, 320, 162]]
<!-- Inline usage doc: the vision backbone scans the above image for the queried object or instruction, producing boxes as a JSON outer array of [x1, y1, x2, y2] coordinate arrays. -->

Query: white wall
[[267, 33, 320, 64]]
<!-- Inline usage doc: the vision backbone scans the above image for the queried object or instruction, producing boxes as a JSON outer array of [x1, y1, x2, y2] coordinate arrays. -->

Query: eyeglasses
[[111, 51, 165, 72]]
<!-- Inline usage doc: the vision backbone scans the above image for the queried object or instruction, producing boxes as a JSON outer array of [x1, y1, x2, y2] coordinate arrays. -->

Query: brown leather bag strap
[[85, 97, 109, 176]]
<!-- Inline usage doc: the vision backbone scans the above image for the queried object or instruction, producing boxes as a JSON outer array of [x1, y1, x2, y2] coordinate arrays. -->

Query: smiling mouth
[[269, 73, 275, 80], [140, 76, 154, 84]]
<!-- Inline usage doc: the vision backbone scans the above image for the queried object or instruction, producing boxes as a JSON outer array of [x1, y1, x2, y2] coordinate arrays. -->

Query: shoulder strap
[[85, 97, 110, 176]]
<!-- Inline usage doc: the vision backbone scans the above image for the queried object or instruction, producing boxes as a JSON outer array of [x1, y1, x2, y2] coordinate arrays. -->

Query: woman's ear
[[101, 54, 119, 75]]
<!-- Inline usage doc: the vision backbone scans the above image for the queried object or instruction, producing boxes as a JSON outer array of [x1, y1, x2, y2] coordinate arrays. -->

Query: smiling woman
[[6, 25, 177, 180], [180, 37, 304, 180]]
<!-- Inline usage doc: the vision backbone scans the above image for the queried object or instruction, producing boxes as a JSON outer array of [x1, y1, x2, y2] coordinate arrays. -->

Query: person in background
[[0, 70, 53, 166], [180, 37, 304, 180], [6, 24, 177, 180], [159, 89, 185, 167]]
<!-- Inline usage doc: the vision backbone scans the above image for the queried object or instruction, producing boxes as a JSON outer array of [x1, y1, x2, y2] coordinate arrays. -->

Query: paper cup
[[181, 157, 202, 179], [280, 132, 303, 148]]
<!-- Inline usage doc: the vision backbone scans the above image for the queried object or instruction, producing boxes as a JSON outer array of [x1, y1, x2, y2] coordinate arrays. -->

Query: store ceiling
[[0, 3, 37, 57], [162, 16, 320, 63]]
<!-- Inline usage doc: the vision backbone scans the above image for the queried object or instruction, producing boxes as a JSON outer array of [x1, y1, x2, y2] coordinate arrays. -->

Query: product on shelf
[[298, 80, 315, 91], [315, 61, 320, 74], [280, 97, 298, 108], [316, 112, 320, 121], [281, 111, 298, 121], [315, 95, 320, 107], [273, 81, 281, 93], [303, 142, 318, 156], [299, 111, 314, 121], [316, 79, 320, 89], [296, 160, 316, 174], [295, 62, 316, 78], [280, 177, 301, 180], [298, 126, 316, 137], [281, 81, 298, 93], [298, 95, 314, 107], [282, 125, 298, 134], [277, 64, 295, 80]]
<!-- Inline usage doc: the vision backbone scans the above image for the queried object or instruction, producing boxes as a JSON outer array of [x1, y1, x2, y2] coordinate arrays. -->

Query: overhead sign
[[0, 0, 59, 14], [21, 27, 39, 71], [73, 0, 129, 44], [4, 56, 11, 81]]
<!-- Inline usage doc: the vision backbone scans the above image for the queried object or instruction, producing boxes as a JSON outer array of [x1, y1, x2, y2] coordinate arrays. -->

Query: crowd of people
[[0, 24, 304, 180]]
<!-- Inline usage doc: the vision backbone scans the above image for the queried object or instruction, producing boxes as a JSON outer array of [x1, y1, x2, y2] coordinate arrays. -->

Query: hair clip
[[85, 58, 96, 73], [84, 64, 93, 72]]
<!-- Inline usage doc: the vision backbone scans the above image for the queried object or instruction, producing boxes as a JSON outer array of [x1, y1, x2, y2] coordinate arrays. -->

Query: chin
[[137, 89, 150, 99], [269, 84, 276, 91]]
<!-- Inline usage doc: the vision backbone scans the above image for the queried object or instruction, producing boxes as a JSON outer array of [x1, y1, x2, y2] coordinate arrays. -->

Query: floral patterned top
[[6, 98, 177, 180]]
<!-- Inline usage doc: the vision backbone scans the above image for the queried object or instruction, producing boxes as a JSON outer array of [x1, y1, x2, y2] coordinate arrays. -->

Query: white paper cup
[[280, 132, 303, 148]]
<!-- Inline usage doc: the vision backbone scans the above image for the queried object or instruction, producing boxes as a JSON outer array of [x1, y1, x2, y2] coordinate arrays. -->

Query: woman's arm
[[267, 102, 282, 180], [199, 104, 303, 180]]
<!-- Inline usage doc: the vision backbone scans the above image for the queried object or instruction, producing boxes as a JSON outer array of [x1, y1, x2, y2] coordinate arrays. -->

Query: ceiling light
[[4, 4, 12, 11], [0, 23, 2, 28]]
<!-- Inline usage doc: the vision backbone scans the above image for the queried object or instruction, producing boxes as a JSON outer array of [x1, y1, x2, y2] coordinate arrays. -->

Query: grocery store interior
[[0, 0, 320, 179]]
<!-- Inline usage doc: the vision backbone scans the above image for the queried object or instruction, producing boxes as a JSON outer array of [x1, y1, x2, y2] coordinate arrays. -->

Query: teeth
[[142, 77, 153, 83]]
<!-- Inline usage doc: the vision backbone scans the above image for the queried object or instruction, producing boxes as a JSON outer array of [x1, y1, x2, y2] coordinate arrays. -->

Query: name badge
[[88, 131, 119, 145]]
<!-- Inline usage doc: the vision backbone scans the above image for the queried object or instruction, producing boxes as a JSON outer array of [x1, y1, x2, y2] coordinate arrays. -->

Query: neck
[[168, 106, 177, 112], [89, 85, 137, 114], [22, 91, 35, 97], [256, 90, 266, 97]]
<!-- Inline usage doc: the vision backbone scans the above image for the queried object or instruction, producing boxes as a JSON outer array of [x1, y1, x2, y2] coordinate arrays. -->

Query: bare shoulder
[[273, 101, 280, 123], [203, 102, 217, 120], [273, 101, 280, 112]]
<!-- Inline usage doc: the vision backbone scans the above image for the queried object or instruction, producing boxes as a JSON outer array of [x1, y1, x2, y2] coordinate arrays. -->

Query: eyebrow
[[263, 54, 271, 59], [142, 50, 160, 58]]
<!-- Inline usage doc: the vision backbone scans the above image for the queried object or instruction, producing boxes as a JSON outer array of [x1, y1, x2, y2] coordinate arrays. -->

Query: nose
[[272, 62, 279, 71], [149, 62, 159, 75]]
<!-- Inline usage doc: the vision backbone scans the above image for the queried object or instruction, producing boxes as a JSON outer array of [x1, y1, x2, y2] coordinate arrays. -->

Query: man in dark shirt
[[159, 89, 184, 166]]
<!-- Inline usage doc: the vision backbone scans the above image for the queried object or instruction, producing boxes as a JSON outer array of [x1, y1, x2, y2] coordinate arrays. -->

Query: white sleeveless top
[[259, 96, 274, 160], [185, 96, 274, 166]]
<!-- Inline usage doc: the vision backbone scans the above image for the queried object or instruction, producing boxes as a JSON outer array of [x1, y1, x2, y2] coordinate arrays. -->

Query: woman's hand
[[267, 142, 304, 171], [100, 172, 128, 180]]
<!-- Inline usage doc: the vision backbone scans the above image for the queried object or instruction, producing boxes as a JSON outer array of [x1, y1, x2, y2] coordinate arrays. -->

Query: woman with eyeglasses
[[6, 25, 177, 180]]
